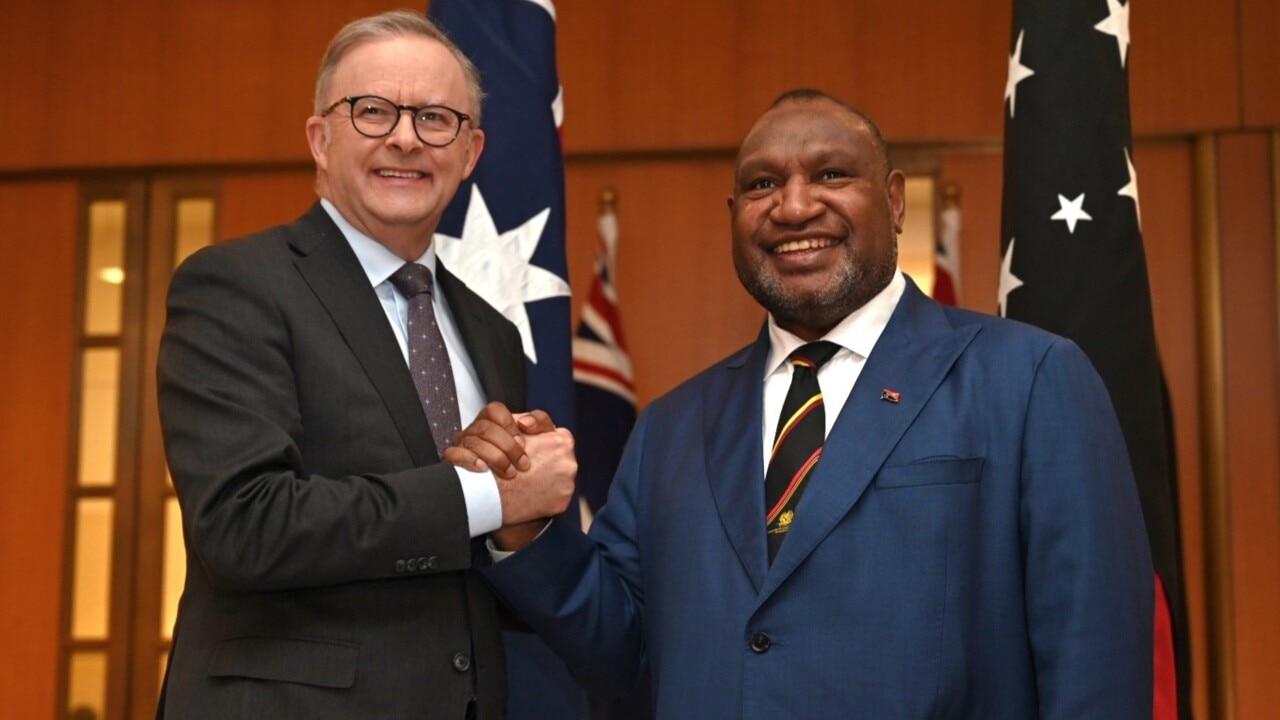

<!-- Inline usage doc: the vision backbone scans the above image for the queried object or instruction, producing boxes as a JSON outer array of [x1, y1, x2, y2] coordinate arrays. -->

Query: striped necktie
[[765, 341, 840, 562]]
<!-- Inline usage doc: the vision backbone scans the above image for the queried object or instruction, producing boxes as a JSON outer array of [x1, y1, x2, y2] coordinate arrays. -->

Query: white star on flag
[[435, 185, 571, 363], [1094, 0, 1132, 68], [1118, 147, 1141, 230], [1005, 29, 1035, 118], [1050, 193, 1093, 234], [998, 238, 1023, 318]]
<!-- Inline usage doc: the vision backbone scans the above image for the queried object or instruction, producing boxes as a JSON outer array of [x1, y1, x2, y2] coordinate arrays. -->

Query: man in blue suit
[[458, 89, 1154, 718]]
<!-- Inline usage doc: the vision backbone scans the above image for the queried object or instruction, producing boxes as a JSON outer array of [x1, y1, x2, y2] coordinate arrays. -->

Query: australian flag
[[572, 193, 637, 519], [428, 0, 584, 717], [998, 1, 1190, 717], [570, 193, 650, 720]]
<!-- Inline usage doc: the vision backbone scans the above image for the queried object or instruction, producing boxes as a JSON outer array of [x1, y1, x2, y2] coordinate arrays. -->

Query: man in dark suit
[[155, 10, 574, 719], [462, 90, 1155, 718]]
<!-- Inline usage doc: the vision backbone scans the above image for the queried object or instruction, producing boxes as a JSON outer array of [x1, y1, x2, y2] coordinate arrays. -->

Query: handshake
[[444, 402, 577, 551]]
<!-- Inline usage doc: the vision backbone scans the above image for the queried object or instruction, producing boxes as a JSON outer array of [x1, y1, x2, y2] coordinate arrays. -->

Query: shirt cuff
[[455, 466, 502, 538], [486, 519, 553, 562]]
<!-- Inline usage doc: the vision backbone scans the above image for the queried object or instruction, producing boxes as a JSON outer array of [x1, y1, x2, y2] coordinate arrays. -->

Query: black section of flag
[[999, 2, 1190, 717]]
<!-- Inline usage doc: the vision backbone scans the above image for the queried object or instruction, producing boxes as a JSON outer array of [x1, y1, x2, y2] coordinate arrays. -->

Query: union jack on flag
[[572, 190, 637, 521]]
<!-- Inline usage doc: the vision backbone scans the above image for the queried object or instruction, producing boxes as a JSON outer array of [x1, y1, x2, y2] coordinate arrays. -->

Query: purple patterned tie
[[389, 263, 462, 458]]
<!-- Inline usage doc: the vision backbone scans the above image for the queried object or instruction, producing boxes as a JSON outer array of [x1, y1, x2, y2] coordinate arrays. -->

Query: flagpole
[[1193, 132, 1236, 720], [1273, 132, 1280, 419]]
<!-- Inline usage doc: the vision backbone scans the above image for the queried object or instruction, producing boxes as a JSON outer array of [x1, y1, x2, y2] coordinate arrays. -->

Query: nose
[[385, 109, 424, 152], [771, 177, 822, 225]]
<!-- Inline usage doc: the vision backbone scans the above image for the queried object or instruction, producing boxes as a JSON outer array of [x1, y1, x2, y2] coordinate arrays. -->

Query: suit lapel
[[760, 282, 981, 600], [288, 204, 438, 467], [704, 331, 771, 593]]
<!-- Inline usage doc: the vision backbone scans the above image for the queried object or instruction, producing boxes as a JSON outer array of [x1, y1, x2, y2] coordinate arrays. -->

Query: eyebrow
[[736, 146, 863, 176]]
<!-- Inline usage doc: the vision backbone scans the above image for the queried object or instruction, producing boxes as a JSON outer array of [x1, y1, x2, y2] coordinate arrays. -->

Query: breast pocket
[[209, 635, 359, 688], [874, 456, 984, 489]]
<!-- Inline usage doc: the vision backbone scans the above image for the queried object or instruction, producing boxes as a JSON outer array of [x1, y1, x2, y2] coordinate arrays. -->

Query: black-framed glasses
[[322, 95, 472, 147]]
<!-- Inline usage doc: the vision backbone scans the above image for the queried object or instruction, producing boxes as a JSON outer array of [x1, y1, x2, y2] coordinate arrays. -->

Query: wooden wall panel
[[846, 0, 1008, 143], [938, 150, 1003, 315], [565, 158, 761, 406], [1216, 132, 1280, 718], [0, 0, 1267, 172], [1241, 0, 1280, 127], [217, 169, 318, 242], [558, 0, 1012, 152], [0, 0, 402, 171], [0, 180, 79, 719], [1136, 139, 1208, 720], [1130, 0, 1239, 134]]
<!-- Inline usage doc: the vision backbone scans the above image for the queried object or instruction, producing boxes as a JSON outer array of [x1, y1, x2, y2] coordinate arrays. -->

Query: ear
[[886, 169, 907, 235], [726, 195, 736, 215], [305, 116, 329, 172], [460, 128, 486, 180]]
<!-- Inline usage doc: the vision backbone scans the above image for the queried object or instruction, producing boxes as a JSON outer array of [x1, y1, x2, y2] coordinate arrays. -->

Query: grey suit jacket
[[157, 203, 524, 719]]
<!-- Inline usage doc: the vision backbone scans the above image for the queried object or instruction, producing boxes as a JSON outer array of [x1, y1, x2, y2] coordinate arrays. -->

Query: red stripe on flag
[[572, 358, 635, 392], [586, 275, 628, 348], [1154, 574, 1177, 720], [932, 268, 958, 306]]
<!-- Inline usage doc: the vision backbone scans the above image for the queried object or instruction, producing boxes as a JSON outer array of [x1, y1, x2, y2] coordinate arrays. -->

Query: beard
[[734, 238, 898, 334]]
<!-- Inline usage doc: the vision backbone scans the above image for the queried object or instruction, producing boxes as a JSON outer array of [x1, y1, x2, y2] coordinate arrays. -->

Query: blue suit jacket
[[483, 279, 1153, 719]]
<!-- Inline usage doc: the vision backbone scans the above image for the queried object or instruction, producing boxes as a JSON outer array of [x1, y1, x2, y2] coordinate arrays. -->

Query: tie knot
[[790, 341, 840, 370], [389, 263, 434, 299]]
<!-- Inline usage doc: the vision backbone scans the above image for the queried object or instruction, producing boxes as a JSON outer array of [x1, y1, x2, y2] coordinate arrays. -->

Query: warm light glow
[[71, 499, 115, 640], [99, 267, 125, 284], [161, 498, 186, 640], [77, 349, 120, 487], [898, 176, 938, 293], [175, 198, 216, 268], [68, 651, 108, 717], [86, 200, 126, 335]]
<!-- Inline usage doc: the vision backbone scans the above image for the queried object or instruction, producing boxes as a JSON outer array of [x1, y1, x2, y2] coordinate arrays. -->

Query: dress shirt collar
[[319, 198, 436, 287], [764, 269, 906, 377]]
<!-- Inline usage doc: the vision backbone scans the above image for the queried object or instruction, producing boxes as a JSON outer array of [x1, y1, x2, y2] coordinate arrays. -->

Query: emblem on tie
[[767, 509, 795, 536]]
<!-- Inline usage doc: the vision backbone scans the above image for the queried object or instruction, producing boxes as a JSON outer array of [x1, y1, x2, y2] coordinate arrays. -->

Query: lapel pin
[[880, 389, 901, 403]]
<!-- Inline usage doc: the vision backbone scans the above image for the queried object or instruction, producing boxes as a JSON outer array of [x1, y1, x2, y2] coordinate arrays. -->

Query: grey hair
[[313, 9, 485, 126]]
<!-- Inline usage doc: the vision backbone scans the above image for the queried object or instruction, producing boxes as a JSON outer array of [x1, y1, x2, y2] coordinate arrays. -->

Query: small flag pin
[[880, 389, 901, 403]]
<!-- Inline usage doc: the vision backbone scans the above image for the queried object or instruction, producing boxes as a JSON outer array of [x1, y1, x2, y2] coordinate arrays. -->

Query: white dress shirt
[[760, 270, 906, 471], [321, 200, 502, 538]]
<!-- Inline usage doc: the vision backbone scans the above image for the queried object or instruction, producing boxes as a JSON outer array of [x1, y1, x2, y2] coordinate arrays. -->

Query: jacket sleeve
[[480, 413, 650, 697], [1020, 338, 1154, 719], [157, 242, 475, 593]]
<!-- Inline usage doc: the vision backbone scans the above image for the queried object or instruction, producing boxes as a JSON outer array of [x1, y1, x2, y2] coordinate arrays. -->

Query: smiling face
[[306, 35, 484, 259], [729, 97, 905, 340]]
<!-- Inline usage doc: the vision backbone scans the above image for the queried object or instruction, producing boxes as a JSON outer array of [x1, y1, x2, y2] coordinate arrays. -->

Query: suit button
[[749, 632, 772, 653], [395, 559, 406, 573], [406, 557, 418, 572], [452, 653, 472, 672], [426, 555, 440, 570]]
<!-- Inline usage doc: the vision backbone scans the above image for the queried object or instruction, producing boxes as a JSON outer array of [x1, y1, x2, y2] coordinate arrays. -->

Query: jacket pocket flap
[[209, 636, 359, 688], [875, 456, 984, 489]]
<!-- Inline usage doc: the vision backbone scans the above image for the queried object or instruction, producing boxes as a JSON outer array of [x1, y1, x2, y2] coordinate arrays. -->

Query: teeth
[[774, 238, 834, 253], [377, 169, 423, 178]]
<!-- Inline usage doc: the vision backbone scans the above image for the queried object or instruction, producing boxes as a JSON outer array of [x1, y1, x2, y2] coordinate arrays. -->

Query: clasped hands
[[444, 402, 577, 551]]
